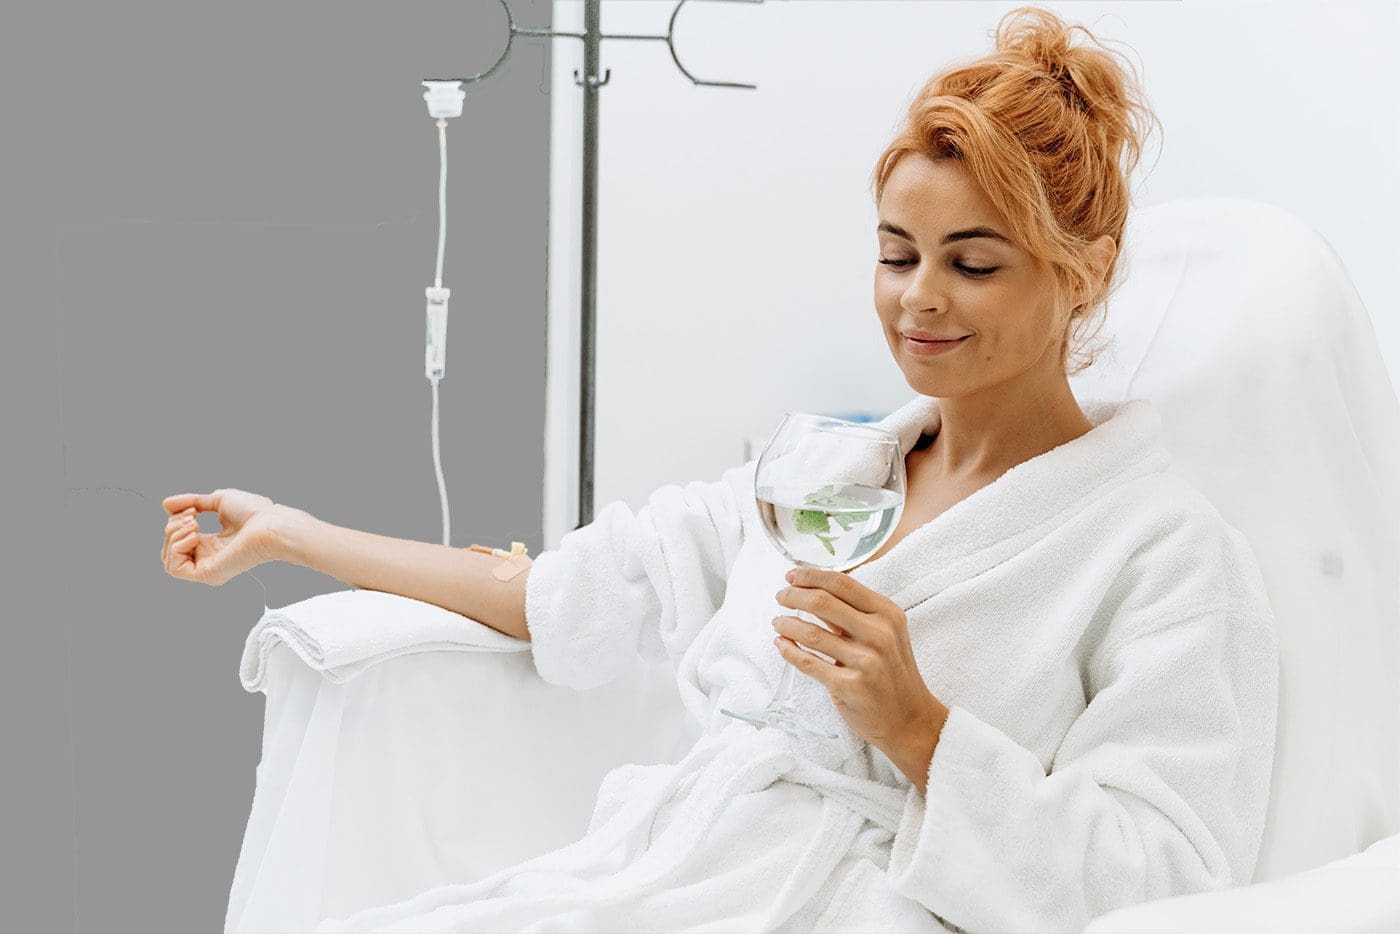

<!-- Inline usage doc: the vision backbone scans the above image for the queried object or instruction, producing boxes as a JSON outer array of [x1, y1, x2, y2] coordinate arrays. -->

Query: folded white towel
[[239, 588, 529, 692]]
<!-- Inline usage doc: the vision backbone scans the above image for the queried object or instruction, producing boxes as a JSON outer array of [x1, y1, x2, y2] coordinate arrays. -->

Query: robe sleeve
[[886, 606, 1280, 933], [522, 458, 754, 691]]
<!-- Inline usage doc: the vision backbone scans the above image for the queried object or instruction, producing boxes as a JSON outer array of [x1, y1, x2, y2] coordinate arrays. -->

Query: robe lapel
[[739, 393, 1172, 772], [846, 394, 1171, 608]]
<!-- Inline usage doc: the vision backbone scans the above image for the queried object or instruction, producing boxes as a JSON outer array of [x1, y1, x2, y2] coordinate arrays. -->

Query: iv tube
[[421, 80, 463, 548]]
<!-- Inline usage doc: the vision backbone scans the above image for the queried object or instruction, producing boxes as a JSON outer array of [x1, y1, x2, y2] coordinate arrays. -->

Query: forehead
[[878, 154, 999, 227]]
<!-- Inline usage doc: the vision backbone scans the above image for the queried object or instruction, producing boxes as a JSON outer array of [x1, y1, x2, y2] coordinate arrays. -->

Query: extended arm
[[269, 508, 533, 642]]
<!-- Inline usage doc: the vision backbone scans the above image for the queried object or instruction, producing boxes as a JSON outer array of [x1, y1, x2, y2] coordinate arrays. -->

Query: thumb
[[162, 491, 221, 516]]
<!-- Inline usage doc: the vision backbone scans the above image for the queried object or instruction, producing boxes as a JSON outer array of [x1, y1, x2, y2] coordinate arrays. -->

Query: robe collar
[[846, 393, 1171, 605]]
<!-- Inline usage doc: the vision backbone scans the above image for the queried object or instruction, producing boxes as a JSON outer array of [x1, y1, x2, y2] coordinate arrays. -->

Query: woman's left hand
[[773, 566, 947, 750]]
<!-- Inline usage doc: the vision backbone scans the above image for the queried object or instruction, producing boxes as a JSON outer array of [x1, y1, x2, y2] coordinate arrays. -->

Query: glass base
[[719, 699, 839, 739]]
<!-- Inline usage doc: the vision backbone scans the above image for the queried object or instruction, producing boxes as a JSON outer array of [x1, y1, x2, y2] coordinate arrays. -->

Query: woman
[[161, 7, 1278, 932]]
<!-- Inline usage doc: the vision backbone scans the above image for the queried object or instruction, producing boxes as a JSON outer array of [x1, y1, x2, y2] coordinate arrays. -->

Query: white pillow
[[1083, 831, 1400, 933]]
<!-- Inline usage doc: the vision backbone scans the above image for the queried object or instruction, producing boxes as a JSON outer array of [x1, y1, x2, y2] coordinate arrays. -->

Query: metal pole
[[577, 0, 602, 529], [426, 0, 763, 530]]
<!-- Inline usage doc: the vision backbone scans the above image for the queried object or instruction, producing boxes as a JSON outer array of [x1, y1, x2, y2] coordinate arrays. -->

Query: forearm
[[267, 507, 532, 641]]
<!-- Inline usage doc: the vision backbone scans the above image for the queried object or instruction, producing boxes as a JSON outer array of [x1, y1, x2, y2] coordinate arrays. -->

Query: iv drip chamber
[[425, 286, 450, 380]]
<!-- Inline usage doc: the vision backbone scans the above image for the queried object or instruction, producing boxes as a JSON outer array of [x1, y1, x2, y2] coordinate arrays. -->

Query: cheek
[[873, 278, 898, 305], [951, 277, 1005, 307], [873, 285, 902, 325]]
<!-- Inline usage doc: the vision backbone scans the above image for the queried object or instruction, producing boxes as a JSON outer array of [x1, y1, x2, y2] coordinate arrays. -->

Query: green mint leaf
[[832, 510, 871, 531], [793, 508, 831, 534]]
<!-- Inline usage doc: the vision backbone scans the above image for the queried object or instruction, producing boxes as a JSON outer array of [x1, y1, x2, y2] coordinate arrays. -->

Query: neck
[[924, 359, 1093, 479]]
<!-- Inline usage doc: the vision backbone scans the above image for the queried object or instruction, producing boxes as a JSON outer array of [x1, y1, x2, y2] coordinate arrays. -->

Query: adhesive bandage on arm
[[467, 541, 534, 581]]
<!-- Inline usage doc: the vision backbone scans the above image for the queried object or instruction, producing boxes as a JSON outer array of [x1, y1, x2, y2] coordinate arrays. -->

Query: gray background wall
[[4, 2, 553, 930]]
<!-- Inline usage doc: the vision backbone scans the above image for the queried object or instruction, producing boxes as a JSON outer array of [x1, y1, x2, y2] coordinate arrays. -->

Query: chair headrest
[[1070, 196, 1400, 880]]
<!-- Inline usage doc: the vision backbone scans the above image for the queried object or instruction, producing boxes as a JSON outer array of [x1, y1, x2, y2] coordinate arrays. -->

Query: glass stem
[[766, 654, 798, 709], [766, 607, 819, 708]]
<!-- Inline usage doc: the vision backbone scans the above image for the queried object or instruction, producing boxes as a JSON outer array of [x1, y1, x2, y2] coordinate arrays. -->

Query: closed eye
[[879, 259, 999, 278]]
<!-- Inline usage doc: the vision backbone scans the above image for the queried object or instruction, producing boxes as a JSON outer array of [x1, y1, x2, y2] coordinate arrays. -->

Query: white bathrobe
[[313, 393, 1280, 934]]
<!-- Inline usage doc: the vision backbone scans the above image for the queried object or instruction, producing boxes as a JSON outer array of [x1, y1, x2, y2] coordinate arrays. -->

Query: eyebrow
[[877, 221, 1011, 246]]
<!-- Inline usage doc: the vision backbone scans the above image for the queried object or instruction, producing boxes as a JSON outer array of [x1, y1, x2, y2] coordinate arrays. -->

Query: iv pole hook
[[426, 0, 766, 90], [574, 0, 766, 90]]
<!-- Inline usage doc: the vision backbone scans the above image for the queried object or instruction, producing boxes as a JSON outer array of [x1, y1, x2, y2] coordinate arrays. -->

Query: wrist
[[889, 693, 949, 796], [264, 505, 319, 567]]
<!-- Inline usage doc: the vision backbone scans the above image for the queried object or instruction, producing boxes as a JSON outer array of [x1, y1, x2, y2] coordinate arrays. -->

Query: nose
[[899, 266, 947, 316]]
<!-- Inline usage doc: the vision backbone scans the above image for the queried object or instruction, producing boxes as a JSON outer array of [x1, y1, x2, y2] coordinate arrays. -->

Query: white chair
[[225, 197, 1400, 934], [1070, 197, 1400, 932]]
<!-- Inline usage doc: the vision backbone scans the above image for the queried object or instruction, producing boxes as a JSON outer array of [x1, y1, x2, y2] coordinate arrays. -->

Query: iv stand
[[424, 0, 767, 530]]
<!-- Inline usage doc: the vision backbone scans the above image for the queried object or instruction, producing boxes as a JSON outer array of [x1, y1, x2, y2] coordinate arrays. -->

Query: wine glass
[[720, 412, 906, 739]]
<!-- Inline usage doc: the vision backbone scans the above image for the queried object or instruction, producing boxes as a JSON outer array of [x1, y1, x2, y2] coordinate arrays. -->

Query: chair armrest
[[238, 588, 533, 692], [1083, 834, 1400, 933], [227, 639, 700, 933]]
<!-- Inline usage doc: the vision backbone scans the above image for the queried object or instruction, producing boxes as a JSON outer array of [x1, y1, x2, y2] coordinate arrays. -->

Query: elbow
[[1104, 787, 1237, 909]]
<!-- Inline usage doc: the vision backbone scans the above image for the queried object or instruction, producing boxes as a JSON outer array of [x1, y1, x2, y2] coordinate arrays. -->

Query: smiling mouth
[[902, 334, 971, 357]]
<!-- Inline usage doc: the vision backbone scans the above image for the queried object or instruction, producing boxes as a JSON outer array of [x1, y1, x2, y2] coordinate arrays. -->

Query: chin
[[901, 369, 954, 398]]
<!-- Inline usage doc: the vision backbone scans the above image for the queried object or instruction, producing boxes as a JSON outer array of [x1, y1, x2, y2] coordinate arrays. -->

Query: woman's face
[[874, 153, 1065, 397]]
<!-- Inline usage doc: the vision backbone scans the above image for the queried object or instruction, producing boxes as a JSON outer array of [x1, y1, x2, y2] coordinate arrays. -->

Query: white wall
[[544, 0, 1399, 547]]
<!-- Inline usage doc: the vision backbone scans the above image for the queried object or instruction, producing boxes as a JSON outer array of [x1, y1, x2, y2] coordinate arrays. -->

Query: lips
[[903, 330, 971, 341], [903, 333, 970, 356]]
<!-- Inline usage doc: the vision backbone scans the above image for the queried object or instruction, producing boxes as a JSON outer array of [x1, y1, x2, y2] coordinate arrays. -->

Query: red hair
[[871, 6, 1163, 375]]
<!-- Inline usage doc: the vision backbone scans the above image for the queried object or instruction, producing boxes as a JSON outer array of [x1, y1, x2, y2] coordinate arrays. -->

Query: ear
[[1088, 234, 1117, 289], [1072, 235, 1118, 311]]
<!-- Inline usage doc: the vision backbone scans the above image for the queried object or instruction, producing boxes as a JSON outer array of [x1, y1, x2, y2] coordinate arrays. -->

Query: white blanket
[[312, 392, 1280, 933]]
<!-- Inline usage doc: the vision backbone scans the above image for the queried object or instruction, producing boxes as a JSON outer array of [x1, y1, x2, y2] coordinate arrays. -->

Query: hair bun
[[996, 6, 1074, 64], [995, 6, 1100, 114]]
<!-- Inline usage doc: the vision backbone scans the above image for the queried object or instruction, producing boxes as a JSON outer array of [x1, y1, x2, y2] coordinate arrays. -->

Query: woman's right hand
[[160, 488, 285, 586]]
